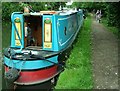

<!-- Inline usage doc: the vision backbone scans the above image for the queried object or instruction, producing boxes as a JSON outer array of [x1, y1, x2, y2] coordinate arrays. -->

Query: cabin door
[[24, 15, 42, 48]]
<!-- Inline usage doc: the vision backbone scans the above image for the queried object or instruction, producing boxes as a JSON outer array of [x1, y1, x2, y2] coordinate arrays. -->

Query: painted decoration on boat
[[15, 17, 22, 46], [44, 18, 52, 48]]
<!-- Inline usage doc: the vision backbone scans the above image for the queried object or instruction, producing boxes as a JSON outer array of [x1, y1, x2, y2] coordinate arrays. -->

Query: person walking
[[96, 10, 102, 23]]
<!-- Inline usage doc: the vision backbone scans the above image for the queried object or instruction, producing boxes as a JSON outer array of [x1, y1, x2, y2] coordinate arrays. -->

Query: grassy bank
[[55, 15, 93, 89], [101, 17, 119, 38]]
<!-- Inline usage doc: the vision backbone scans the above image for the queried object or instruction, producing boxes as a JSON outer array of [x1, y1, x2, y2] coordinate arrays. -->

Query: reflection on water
[[1, 21, 11, 89], [0, 2, 2, 89], [1, 60, 12, 90], [0, 61, 2, 90], [0, 52, 2, 90], [1, 54, 11, 90]]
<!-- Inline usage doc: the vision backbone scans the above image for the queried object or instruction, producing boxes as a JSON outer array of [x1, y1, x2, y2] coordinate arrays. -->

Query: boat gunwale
[[4, 63, 56, 71]]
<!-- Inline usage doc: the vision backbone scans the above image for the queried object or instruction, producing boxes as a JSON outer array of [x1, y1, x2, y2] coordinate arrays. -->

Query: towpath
[[91, 15, 119, 90]]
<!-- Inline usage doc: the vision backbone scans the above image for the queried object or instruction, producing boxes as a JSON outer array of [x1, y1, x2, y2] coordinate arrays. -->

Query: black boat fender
[[5, 68, 19, 83]]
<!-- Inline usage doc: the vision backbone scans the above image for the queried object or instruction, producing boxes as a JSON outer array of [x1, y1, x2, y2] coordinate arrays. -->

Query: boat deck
[[25, 46, 43, 50], [24, 46, 59, 59]]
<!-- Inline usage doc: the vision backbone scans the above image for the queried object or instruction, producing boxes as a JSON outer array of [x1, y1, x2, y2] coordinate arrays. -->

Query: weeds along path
[[91, 15, 119, 89]]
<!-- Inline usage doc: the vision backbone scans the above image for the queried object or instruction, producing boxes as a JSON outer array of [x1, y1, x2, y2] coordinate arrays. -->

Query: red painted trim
[[5, 65, 58, 84]]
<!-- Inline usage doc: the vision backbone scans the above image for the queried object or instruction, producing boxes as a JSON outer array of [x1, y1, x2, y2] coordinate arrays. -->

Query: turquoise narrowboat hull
[[3, 10, 84, 87]]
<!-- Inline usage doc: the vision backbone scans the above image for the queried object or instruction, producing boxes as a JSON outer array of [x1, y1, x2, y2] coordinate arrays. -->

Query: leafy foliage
[[2, 2, 120, 28], [2, 2, 21, 20], [106, 2, 120, 28], [2, 2, 66, 20], [72, 2, 120, 28]]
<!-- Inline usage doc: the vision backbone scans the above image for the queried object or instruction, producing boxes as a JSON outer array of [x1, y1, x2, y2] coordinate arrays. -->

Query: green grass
[[2, 21, 11, 50], [101, 17, 119, 37], [55, 15, 93, 89]]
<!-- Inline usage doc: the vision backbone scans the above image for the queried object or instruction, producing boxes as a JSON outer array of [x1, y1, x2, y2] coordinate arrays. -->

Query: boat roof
[[23, 9, 79, 16]]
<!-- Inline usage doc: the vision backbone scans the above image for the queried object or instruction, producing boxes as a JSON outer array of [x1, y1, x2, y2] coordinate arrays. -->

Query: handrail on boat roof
[[23, 10, 79, 16], [23, 11, 57, 16]]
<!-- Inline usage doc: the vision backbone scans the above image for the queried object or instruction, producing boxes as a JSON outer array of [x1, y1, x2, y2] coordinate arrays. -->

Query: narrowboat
[[3, 9, 84, 89]]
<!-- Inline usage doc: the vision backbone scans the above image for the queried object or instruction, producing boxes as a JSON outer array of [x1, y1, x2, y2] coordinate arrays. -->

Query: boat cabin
[[11, 10, 83, 52]]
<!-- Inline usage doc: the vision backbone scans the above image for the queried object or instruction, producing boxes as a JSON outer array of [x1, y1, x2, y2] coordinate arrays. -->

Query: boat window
[[64, 27, 67, 35]]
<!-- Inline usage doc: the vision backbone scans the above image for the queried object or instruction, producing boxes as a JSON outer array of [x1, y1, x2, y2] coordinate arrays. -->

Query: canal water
[[0, 46, 1, 89], [0, 17, 2, 90]]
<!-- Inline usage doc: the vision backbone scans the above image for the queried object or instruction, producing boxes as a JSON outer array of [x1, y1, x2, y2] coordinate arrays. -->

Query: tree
[[106, 2, 120, 27], [72, 2, 120, 28], [2, 2, 66, 20]]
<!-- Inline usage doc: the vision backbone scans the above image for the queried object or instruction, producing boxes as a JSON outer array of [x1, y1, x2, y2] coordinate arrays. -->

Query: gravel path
[[91, 17, 119, 90]]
